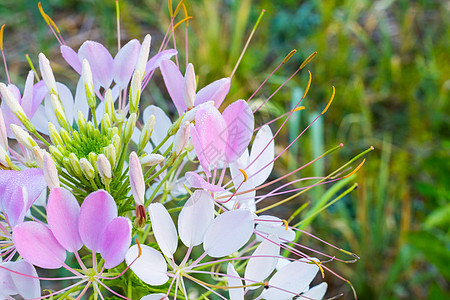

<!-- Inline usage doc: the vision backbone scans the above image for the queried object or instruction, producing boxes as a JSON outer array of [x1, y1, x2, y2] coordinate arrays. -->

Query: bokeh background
[[0, 0, 448, 299]]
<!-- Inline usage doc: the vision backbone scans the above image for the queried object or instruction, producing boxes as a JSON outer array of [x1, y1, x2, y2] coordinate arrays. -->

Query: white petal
[[141, 294, 168, 300], [178, 190, 215, 247], [148, 203, 178, 258], [203, 209, 254, 258], [248, 125, 274, 187], [227, 263, 244, 300], [125, 244, 168, 286], [302, 282, 328, 300], [260, 258, 319, 300], [244, 234, 280, 290], [255, 215, 296, 242], [74, 77, 90, 119], [143, 105, 173, 154]]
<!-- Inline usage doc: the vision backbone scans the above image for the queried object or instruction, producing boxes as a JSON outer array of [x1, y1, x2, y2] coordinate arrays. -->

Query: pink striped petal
[[79, 190, 118, 252], [98, 217, 132, 269], [160, 59, 185, 115], [195, 77, 231, 108], [203, 209, 254, 258], [61, 45, 82, 74], [145, 49, 177, 74], [190, 124, 211, 177], [185, 171, 224, 192], [194, 105, 228, 167], [47, 187, 82, 252], [113, 39, 141, 88], [78, 41, 114, 88], [222, 100, 254, 162], [13, 222, 66, 269]]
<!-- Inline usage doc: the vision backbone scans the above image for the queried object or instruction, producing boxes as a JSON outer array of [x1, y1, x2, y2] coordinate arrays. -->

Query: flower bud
[[0, 110, 8, 150], [104, 89, 114, 123], [82, 59, 96, 109], [43, 153, 59, 189], [101, 113, 111, 133], [112, 134, 121, 154], [129, 70, 142, 115], [38, 53, 58, 96], [72, 131, 82, 145], [88, 152, 98, 172], [135, 34, 151, 79], [0, 145, 12, 167], [105, 144, 117, 167], [183, 63, 196, 110], [80, 157, 95, 180], [135, 204, 147, 228], [10, 124, 37, 150], [129, 151, 145, 206], [48, 122, 64, 146], [123, 113, 137, 144], [33, 146, 47, 168], [50, 94, 70, 131], [49, 145, 64, 162], [173, 121, 190, 155], [140, 153, 164, 166], [138, 114, 155, 153], [59, 128, 72, 146], [77, 111, 88, 135], [97, 154, 112, 186], [0, 83, 28, 124], [68, 153, 82, 177]]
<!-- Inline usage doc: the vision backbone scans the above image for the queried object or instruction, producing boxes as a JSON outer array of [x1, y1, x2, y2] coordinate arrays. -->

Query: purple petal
[[190, 124, 211, 177], [113, 39, 141, 88], [13, 221, 66, 269], [30, 81, 47, 117], [0, 170, 16, 210], [98, 217, 132, 269], [195, 77, 231, 108], [185, 171, 224, 192], [61, 45, 82, 74], [194, 105, 228, 166], [78, 190, 118, 252], [47, 187, 83, 252], [160, 59, 186, 115], [78, 41, 114, 88], [145, 49, 178, 74], [222, 100, 254, 162], [4, 186, 27, 228]]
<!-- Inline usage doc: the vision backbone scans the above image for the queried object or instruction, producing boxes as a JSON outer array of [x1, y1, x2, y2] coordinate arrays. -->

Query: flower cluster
[[0, 1, 370, 299]]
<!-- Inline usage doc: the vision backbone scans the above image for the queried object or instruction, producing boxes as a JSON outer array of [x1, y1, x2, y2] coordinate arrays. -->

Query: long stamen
[[115, 0, 121, 51], [0, 24, 11, 84]]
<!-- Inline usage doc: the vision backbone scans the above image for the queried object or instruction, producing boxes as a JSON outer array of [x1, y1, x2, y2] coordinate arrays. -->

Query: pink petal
[[113, 39, 141, 88], [47, 187, 83, 252], [126, 244, 168, 286], [78, 190, 118, 252], [244, 234, 280, 290], [227, 263, 244, 300], [185, 171, 225, 192], [61, 45, 82, 74], [145, 49, 178, 74], [189, 124, 211, 177], [195, 77, 231, 108], [4, 186, 27, 228], [222, 100, 254, 162], [203, 209, 255, 258], [78, 41, 114, 88], [148, 203, 178, 258], [160, 59, 185, 115], [30, 81, 47, 117], [98, 217, 132, 269], [178, 190, 215, 247], [194, 105, 228, 167], [13, 221, 66, 269]]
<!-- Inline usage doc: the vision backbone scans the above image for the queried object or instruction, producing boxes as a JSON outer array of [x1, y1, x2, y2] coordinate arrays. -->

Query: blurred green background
[[0, 0, 448, 299]]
